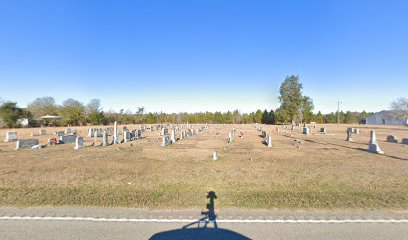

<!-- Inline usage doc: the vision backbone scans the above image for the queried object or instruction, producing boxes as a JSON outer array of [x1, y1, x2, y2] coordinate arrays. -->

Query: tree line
[[0, 75, 387, 128]]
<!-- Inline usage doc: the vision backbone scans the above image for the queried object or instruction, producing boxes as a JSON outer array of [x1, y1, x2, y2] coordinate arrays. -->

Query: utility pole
[[337, 101, 342, 124]]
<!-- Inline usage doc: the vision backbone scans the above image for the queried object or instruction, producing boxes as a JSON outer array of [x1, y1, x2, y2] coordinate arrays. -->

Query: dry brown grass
[[0, 124, 408, 209]]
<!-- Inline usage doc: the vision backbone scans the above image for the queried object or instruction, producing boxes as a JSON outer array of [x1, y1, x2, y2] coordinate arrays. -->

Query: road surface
[[1, 207, 407, 240]]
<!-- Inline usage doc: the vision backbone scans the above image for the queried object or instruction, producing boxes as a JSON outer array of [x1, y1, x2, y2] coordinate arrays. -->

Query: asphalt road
[[1, 207, 408, 240]]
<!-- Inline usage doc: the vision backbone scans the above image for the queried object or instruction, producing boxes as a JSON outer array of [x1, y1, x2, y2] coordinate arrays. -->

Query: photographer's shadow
[[149, 191, 249, 240]]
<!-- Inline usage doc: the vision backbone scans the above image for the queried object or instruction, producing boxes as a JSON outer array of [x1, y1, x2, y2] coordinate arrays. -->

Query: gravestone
[[261, 130, 267, 138], [228, 131, 233, 143], [402, 138, 408, 145], [386, 135, 398, 143], [353, 128, 360, 134], [320, 128, 327, 134], [213, 151, 218, 160], [266, 135, 272, 147], [170, 129, 176, 143], [74, 137, 84, 149], [5, 131, 18, 142], [180, 131, 185, 140], [88, 128, 102, 137], [161, 136, 171, 146], [102, 131, 109, 146], [346, 130, 353, 142], [303, 127, 310, 135], [65, 128, 72, 134], [94, 130, 98, 144], [55, 131, 64, 137], [106, 127, 114, 135], [88, 128, 94, 137], [134, 129, 141, 140], [368, 130, 384, 154], [60, 134, 77, 144], [123, 130, 131, 142], [113, 121, 118, 144], [161, 128, 169, 136], [16, 139, 39, 150]]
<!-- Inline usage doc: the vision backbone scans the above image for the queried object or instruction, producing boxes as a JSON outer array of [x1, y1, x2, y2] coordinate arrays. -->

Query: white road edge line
[[1, 216, 408, 224]]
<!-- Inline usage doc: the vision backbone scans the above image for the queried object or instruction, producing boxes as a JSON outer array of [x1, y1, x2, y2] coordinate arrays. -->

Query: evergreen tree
[[278, 75, 303, 123]]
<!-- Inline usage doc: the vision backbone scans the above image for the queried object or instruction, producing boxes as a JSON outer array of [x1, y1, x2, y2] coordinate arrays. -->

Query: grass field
[[0, 124, 408, 209]]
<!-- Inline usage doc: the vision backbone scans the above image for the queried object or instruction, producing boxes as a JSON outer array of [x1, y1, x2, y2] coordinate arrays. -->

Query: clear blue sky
[[0, 0, 407, 114]]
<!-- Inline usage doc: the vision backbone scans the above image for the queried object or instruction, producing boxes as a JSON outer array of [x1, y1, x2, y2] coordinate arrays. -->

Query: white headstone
[[266, 135, 272, 147], [123, 130, 131, 142], [228, 131, 233, 143], [368, 130, 383, 154], [113, 121, 118, 144], [170, 129, 176, 143], [213, 151, 218, 160]]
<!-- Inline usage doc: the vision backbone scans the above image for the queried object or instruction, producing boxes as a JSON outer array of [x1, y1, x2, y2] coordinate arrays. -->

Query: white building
[[366, 110, 408, 126]]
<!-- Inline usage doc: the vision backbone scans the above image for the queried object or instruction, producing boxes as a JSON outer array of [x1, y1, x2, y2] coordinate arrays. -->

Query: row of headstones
[[302, 127, 327, 135], [14, 134, 84, 150], [5, 129, 48, 142], [346, 128, 360, 141], [100, 127, 142, 146], [386, 135, 408, 145], [54, 127, 77, 137], [161, 127, 208, 146], [346, 129, 408, 154]]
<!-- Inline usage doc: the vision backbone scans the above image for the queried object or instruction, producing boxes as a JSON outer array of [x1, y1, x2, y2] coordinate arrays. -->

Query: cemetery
[[0, 123, 408, 209]]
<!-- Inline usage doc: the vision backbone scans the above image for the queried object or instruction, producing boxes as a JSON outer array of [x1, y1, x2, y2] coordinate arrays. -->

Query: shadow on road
[[149, 191, 250, 240]]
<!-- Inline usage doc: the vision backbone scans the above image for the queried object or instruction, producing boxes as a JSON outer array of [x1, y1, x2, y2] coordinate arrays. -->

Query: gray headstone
[[55, 131, 64, 137], [386, 135, 398, 143], [5, 131, 18, 142], [102, 131, 109, 146], [60, 134, 77, 144], [74, 137, 84, 149], [368, 143, 384, 154], [346, 130, 353, 142], [65, 128, 72, 134], [123, 130, 131, 142], [161, 136, 171, 146], [16, 139, 39, 149], [303, 127, 310, 135]]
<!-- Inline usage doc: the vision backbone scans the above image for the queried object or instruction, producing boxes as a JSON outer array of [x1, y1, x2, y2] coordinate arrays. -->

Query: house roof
[[366, 110, 408, 120]]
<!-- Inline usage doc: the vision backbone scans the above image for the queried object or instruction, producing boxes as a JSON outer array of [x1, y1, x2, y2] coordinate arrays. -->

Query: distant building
[[365, 110, 408, 126]]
